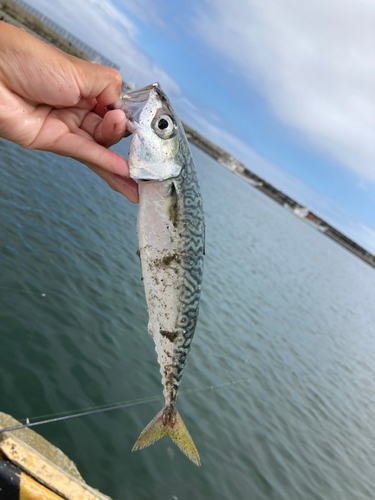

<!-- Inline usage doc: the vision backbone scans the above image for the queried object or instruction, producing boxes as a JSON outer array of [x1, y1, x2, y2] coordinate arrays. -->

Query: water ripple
[[1, 139, 375, 498]]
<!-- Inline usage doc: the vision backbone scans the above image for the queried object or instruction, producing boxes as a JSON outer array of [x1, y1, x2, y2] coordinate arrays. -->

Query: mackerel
[[111, 83, 204, 466]]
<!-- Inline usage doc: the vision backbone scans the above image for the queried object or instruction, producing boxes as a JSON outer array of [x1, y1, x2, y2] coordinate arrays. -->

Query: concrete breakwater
[[2, 0, 374, 270], [183, 126, 375, 270]]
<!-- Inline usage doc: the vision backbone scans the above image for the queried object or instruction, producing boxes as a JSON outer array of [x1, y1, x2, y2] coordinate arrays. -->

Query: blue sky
[[28, 0, 375, 254]]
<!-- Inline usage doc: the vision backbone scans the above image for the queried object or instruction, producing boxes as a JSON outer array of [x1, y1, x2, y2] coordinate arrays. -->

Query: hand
[[0, 22, 139, 203]]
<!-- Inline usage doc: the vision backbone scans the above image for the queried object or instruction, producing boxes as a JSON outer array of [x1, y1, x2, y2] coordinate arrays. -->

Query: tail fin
[[132, 408, 201, 466]]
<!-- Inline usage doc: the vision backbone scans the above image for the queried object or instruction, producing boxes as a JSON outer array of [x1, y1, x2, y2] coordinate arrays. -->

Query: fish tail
[[132, 408, 201, 466]]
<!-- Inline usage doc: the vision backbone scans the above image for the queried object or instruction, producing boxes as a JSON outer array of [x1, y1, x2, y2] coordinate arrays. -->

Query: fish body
[[111, 83, 204, 465]]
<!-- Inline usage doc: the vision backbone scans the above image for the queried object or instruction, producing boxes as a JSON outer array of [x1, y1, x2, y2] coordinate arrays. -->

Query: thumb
[[71, 58, 123, 107]]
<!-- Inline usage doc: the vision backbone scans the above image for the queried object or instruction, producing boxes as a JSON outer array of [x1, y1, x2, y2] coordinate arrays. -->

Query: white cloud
[[28, 0, 181, 95], [193, 0, 375, 181], [116, 0, 166, 29]]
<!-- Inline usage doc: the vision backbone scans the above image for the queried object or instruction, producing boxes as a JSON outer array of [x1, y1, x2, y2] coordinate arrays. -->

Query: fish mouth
[[120, 82, 159, 101], [108, 82, 160, 125], [108, 82, 171, 131]]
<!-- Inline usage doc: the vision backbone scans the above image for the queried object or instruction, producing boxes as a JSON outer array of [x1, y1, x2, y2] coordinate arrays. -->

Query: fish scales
[[138, 150, 204, 408]]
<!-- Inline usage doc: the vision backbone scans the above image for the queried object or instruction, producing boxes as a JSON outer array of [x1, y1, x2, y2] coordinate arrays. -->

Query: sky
[[26, 0, 375, 254]]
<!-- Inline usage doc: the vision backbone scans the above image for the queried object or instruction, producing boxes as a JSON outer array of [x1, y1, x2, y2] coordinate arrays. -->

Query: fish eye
[[153, 114, 176, 139]]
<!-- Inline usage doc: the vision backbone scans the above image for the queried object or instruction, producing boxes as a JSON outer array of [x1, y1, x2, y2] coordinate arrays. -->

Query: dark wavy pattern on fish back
[[170, 148, 205, 405]]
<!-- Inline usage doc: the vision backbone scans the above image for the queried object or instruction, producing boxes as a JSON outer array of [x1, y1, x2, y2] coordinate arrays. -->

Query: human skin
[[0, 22, 139, 203]]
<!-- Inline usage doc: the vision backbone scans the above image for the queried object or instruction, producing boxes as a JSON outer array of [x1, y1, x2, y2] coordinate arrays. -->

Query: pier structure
[[0, 412, 112, 500], [183, 125, 375, 269]]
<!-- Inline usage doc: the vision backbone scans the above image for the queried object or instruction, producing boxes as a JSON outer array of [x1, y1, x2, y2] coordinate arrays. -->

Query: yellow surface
[[1, 436, 109, 500], [0, 412, 83, 481], [20, 473, 64, 500]]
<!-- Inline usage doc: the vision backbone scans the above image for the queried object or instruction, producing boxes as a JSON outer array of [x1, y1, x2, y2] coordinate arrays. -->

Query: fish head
[[110, 83, 188, 181]]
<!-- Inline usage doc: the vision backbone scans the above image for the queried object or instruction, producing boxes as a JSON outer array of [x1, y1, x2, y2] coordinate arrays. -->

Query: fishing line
[[17, 393, 167, 424], [0, 376, 251, 434], [0, 395, 164, 434], [0, 286, 47, 297]]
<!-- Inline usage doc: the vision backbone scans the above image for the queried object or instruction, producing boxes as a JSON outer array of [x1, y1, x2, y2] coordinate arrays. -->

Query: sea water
[[1, 136, 375, 499]]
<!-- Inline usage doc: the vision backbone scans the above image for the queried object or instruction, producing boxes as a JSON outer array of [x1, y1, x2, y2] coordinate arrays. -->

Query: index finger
[[44, 132, 129, 177]]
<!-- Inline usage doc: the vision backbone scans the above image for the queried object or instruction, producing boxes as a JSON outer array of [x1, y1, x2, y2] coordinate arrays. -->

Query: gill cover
[[110, 83, 186, 181]]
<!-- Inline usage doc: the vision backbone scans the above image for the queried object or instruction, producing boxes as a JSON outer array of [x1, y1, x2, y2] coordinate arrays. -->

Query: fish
[[110, 83, 204, 466]]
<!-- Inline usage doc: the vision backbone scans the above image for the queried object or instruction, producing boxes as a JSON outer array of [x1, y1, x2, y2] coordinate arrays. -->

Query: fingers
[[96, 110, 126, 147], [80, 109, 126, 147], [46, 132, 130, 177], [56, 110, 139, 203], [72, 59, 123, 107], [86, 163, 139, 203], [63, 132, 139, 203], [96, 71, 123, 107]]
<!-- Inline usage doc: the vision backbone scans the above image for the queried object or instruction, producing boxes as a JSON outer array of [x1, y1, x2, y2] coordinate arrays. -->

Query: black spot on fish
[[160, 330, 179, 342], [163, 253, 180, 266], [168, 182, 178, 227], [154, 253, 181, 269]]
